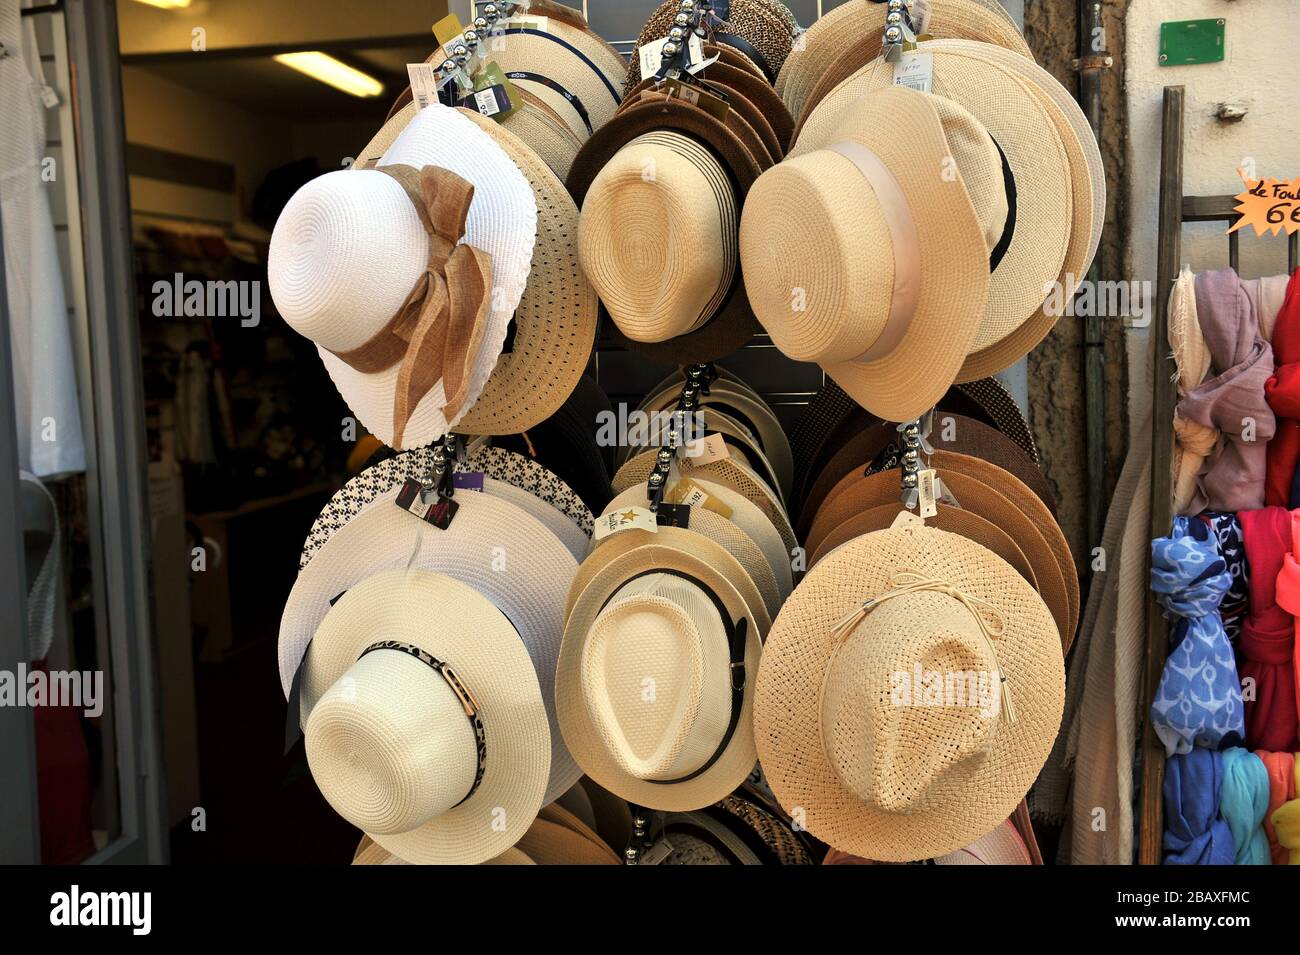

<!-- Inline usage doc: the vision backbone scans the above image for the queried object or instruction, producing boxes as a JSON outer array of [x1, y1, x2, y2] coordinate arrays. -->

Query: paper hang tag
[[408, 63, 441, 110], [593, 506, 659, 540], [655, 503, 693, 528], [39, 85, 60, 109], [684, 52, 720, 75], [890, 508, 927, 529], [663, 77, 730, 121], [464, 83, 512, 118], [666, 477, 733, 518], [470, 61, 521, 120], [892, 49, 934, 92], [452, 472, 485, 492], [936, 476, 960, 509], [504, 14, 549, 32], [916, 468, 939, 519], [433, 13, 467, 54], [395, 477, 459, 529], [683, 432, 730, 463], [638, 836, 674, 866]]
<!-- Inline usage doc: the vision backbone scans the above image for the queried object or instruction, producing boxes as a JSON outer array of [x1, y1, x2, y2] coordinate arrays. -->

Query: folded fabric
[[1256, 750, 1296, 864], [1264, 270, 1300, 506], [1240, 507, 1300, 752], [1163, 748, 1236, 865], [1219, 747, 1271, 864], [1246, 272, 1296, 349], [1179, 268, 1276, 512], [1271, 756, 1300, 865], [1149, 516, 1246, 755], [1201, 512, 1250, 640], [1170, 267, 1214, 516]]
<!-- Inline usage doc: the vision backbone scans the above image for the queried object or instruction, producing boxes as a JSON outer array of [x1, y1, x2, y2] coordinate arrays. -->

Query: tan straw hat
[[742, 86, 1006, 421], [301, 569, 549, 864], [557, 528, 770, 811], [353, 835, 537, 865], [355, 104, 598, 436], [754, 525, 1065, 861], [268, 104, 536, 450], [793, 45, 1075, 384]]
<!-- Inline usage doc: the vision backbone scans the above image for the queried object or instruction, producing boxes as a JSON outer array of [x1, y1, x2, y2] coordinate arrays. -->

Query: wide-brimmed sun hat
[[300, 569, 550, 864], [754, 525, 1065, 861], [742, 86, 1007, 421], [269, 103, 536, 449], [557, 527, 770, 811]]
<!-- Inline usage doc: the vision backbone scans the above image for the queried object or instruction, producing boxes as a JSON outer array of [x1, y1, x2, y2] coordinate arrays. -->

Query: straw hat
[[623, 0, 797, 92], [612, 448, 796, 555], [754, 526, 1065, 861], [602, 486, 782, 617], [742, 86, 1005, 421], [353, 835, 537, 865], [568, 93, 768, 362], [776, 0, 1027, 120], [557, 528, 770, 811], [268, 104, 536, 450], [793, 46, 1075, 383], [279, 490, 582, 804], [822, 817, 1033, 865], [300, 569, 550, 864], [300, 445, 592, 570]]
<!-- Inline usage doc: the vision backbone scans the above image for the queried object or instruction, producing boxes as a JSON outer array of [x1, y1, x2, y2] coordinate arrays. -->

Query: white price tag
[[593, 506, 659, 541], [638, 37, 670, 77], [407, 63, 441, 110], [473, 88, 502, 116], [890, 508, 926, 529], [916, 468, 939, 519], [684, 433, 730, 462], [892, 50, 934, 93]]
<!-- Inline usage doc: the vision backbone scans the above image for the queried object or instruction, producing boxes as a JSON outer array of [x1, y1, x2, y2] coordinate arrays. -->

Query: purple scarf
[[1163, 748, 1236, 865], [1178, 268, 1276, 512]]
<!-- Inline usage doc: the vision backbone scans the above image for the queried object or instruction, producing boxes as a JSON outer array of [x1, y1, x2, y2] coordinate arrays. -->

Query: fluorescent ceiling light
[[272, 52, 384, 99], [132, 0, 194, 9]]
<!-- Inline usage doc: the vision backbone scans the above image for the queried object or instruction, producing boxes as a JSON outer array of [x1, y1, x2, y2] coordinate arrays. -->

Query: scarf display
[[1170, 267, 1214, 516], [1264, 270, 1300, 506], [1239, 507, 1300, 752], [1271, 757, 1300, 865], [1257, 750, 1297, 865], [1201, 512, 1249, 640], [1162, 748, 1236, 865], [1218, 747, 1271, 864], [1178, 268, 1276, 512], [1149, 516, 1245, 755]]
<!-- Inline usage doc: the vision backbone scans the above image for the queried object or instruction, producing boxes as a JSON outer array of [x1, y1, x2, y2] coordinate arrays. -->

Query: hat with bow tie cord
[[297, 569, 550, 864], [556, 525, 770, 811], [740, 85, 1007, 423], [753, 525, 1064, 861], [268, 104, 536, 450]]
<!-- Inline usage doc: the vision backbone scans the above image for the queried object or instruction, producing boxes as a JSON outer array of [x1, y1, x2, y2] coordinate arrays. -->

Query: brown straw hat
[[557, 529, 770, 811], [793, 46, 1074, 384], [776, 0, 1027, 120], [624, 70, 783, 163], [742, 86, 1006, 421], [753, 525, 1065, 861]]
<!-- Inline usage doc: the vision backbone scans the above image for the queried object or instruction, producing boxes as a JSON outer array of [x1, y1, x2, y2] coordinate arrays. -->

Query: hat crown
[[924, 94, 1008, 255], [581, 574, 732, 781], [305, 648, 479, 835], [820, 591, 999, 813]]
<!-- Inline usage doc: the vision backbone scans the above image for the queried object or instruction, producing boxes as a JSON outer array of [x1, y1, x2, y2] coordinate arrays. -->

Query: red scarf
[[1264, 270, 1300, 505], [1239, 507, 1300, 751]]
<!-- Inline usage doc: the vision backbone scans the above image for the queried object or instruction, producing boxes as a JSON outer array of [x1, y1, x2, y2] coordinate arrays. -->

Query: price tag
[[667, 477, 733, 518], [593, 506, 658, 540], [638, 37, 670, 77], [40, 85, 60, 109], [452, 472, 485, 492], [662, 77, 729, 120], [890, 508, 926, 529], [1230, 172, 1300, 237], [394, 478, 458, 529], [892, 49, 934, 92], [916, 468, 939, 519], [504, 14, 549, 32], [684, 432, 730, 462], [433, 13, 467, 56], [407, 63, 441, 110], [472, 62, 521, 120]]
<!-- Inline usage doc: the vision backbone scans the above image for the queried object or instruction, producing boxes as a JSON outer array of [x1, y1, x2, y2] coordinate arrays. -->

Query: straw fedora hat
[[568, 93, 769, 363], [623, 0, 797, 92], [754, 525, 1065, 861], [280, 490, 582, 804], [299, 444, 593, 570], [776, 0, 1026, 120], [612, 448, 796, 554], [300, 569, 550, 864], [557, 528, 770, 811], [601, 486, 782, 617], [742, 86, 1006, 421], [355, 104, 598, 436], [793, 46, 1075, 385], [268, 104, 536, 450]]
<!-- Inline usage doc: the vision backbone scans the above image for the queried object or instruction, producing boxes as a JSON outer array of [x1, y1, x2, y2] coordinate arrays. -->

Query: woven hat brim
[[502, 87, 585, 181], [304, 570, 549, 864], [279, 492, 582, 804], [557, 532, 769, 811], [753, 525, 1064, 861]]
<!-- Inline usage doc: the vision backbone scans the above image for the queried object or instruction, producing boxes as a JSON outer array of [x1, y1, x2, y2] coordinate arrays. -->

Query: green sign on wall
[[1159, 18, 1226, 66]]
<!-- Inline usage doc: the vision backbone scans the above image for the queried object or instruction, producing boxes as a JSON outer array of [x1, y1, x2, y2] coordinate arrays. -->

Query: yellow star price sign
[[1229, 171, 1300, 237]]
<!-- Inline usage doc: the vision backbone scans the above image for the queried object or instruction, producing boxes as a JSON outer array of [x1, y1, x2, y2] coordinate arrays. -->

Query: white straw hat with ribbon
[[268, 103, 536, 449]]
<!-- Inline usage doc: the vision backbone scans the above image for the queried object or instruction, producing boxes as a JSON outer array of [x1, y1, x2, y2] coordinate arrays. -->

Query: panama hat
[[612, 448, 796, 555], [300, 569, 549, 864], [280, 489, 581, 804], [602, 486, 782, 617], [806, 452, 1078, 650], [793, 47, 1075, 384], [754, 525, 1065, 861], [268, 104, 536, 449], [776, 0, 1027, 120], [300, 445, 592, 570], [742, 87, 1005, 421], [557, 527, 770, 811], [623, 0, 797, 92], [568, 93, 769, 363]]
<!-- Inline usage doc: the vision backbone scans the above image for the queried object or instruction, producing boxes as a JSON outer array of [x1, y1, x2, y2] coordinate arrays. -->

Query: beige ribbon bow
[[328, 164, 494, 447]]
